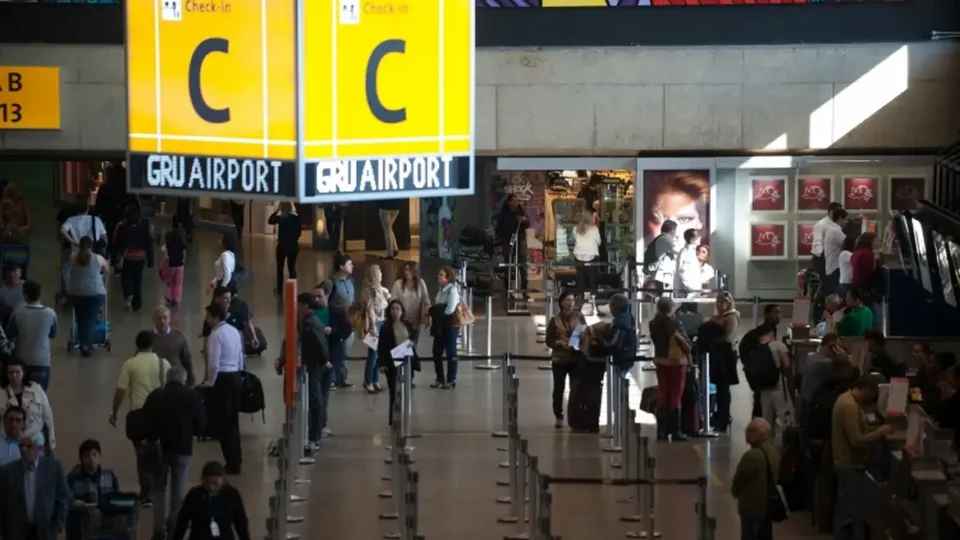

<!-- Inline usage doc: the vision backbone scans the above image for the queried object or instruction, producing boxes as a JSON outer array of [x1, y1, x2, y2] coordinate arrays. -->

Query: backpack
[[238, 371, 266, 420], [742, 344, 781, 391], [643, 234, 668, 274]]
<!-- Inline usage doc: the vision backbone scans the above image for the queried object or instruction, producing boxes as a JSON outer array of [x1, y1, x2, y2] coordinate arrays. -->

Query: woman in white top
[[696, 244, 715, 289], [675, 229, 703, 300], [0, 359, 55, 451], [210, 232, 238, 294], [362, 264, 390, 393], [837, 234, 856, 297], [390, 262, 431, 328], [572, 210, 603, 300]]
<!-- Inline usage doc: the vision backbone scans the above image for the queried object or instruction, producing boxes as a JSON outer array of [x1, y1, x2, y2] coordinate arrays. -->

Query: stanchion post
[[497, 383, 519, 492], [501, 439, 528, 532], [492, 358, 513, 437], [402, 356, 414, 441], [465, 285, 474, 352], [499, 377, 519, 470], [605, 376, 627, 454], [538, 295, 555, 370], [751, 296, 759, 328], [645, 456, 660, 539], [476, 295, 501, 370], [404, 469, 420, 540], [604, 357, 616, 439], [695, 476, 715, 540], [698, 353, 718, 438], [622, 426, 647, 524], [524, 455, 540, 540]]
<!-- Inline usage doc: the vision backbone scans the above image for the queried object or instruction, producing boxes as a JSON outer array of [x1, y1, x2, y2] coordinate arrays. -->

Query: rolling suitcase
[[567, 362, 604, 432], [245, 326, 267, 356]]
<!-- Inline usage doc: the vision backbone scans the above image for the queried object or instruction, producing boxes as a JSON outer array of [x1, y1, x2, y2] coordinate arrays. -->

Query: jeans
[[151, 454, 190, 535], [25, 366, 50, 392], [131, 440, 153, 497], [275, 246, 299, 292], [551, 361, 577, 419], [332, 334, 353, 385], [740, 514, 773, 540], [120, 259, 146, 312], [432, 327, 461, 384], [307, 366, 332, 441], [71, 294, 105, 353], [364, 321, 383, 386], [834, 466, 868, 540]]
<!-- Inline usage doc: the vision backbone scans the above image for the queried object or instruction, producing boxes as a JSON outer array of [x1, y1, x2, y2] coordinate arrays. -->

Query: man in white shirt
[[60, 209, 108, 250], [203, 303, 245, 475], [810, 202, 843, 279], [822, 207, 849, 298]]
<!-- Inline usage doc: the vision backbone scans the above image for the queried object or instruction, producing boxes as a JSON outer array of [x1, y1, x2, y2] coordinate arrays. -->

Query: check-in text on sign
[[124, 0, 475, 202]]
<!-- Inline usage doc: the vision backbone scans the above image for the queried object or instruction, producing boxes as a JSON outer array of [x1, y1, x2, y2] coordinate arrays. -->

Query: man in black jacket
[[739, 304, 782, 418], [143, 365, 206, 540]]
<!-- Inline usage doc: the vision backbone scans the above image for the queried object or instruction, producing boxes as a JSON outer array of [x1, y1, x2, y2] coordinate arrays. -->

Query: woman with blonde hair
[[390, 261, 431, 328], [708, 291, 741, 432], [572, 210, 602, 301], [361, 264, 390, 393]]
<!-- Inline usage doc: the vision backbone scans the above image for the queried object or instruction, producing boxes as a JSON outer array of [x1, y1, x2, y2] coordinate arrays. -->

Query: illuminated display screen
[[477, 0, 904, 6]]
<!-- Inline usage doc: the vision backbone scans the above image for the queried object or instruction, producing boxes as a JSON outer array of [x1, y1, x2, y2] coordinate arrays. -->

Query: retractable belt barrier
[[378, 356, 423, 540], [493, 356, 717, 539], [265, 367, 315, 540]]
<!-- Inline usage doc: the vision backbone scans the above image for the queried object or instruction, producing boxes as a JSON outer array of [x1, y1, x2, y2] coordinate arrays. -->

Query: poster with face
[[796, 177, 833, 212], [642, 170, 710, 247], [751, 177, 787, 212], [843, 176, 879, 211], [490, 171, 547, 279], [750, 223, 787, 259], [796, 222, 816, 257], [889, 176, 926, 212]]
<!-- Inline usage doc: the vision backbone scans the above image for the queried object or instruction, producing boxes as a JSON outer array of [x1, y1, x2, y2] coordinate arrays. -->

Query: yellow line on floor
[[692, 443, 724, 488]]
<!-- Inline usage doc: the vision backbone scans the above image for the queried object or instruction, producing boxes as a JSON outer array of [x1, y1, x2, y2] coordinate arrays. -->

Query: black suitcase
[[196, 386, 219, 440], [245, 327, 268, 356], [676, 311, 704, 339], [567, 362, 604, 432], [639, 385, 658, 414]]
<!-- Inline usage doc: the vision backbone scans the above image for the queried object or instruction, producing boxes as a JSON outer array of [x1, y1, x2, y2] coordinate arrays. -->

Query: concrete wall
[[1, 42, 959, 153]]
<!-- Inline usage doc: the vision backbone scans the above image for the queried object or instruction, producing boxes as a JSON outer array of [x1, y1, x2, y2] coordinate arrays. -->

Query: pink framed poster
[[796, 222, 816, 258], [888, 176, 927, 212], [750, 176, 788, 212], [842, 176, 879, 211], [796, 176, 833, 212], [750, 222, 788, 260]]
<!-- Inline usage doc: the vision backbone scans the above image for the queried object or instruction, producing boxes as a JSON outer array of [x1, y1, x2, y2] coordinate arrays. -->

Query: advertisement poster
[[751, 177, 787, 212], [796, 177, 833, 212], [750, 223, 786, 259], [796, 222, 815, 258], [889, 176, 926, 212], [843, 176, 879, 211], [421, 197, 457, 260], [642, 170, 711, 247], [491, 171, 547, 280]]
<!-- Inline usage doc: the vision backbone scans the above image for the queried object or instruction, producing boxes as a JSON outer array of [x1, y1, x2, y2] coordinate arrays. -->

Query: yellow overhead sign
[[126, 0, 296, 161], [303, 0, 474, 161], [0, 66, 61, 130]]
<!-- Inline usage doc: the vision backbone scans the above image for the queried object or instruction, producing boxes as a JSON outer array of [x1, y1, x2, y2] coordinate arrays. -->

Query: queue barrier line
[[378, 356, 423, 540]]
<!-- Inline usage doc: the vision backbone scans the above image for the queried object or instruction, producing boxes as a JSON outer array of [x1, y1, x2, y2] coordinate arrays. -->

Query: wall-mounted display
[[795, 176, 833, 212], [842, 176, 879, 211], [796, 222, 816, 258], [888, 175, 926, 212], [750, 176, 787, 212], [642, 169, 711, 247], [750, 222, 787, 260]]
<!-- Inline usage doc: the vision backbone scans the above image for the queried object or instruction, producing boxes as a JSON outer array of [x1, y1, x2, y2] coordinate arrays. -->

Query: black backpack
[[238, 371, 266, 420], [742, 344, 781, 391], [643, 234, 668, 274]]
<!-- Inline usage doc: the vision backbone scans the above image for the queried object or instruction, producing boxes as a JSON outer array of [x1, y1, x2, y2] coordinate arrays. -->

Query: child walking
[[161, 227, 187, 306]]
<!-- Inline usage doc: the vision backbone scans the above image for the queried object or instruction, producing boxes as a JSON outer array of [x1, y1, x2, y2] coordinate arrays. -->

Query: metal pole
[[699, 353, 718, 438], [604, 356, 616, 439], [696, 476, 712, 540], [751, 296, 759, 328], [539, 294, 555, 370], [283, 419, 304, 525], [402, 356, 414, 441], [504, 440, 528, 534], [404, 469, 419, 540], [881, 298, 889, 336], [645, 456, 660, 539], [622, 429, 647, 526], [493, 358, 513, 437], [379, 397, 403, 500], [539, 485, 553, 540], [500, 376, 519, 469], [605, 377, 627, 453], [497, 385, 519, 492], [383, 453, 410, 539], [466, 286, 474, 352], [525, 455, 540, 540], [297, 368, 315, 465], [476, 295, 500, 370]]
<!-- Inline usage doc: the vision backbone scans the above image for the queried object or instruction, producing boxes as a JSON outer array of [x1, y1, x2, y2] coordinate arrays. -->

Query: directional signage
[[125, 0, 474, 202], [0, 66, 61, 130], [125, 0, 297, 198]]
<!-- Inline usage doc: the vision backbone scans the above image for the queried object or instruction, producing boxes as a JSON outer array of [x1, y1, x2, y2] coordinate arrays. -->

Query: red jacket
[[850, 248, 876, 289]]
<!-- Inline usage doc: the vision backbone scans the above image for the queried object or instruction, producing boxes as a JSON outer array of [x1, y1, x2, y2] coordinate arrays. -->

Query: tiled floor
[[26, 213, 828, 540]]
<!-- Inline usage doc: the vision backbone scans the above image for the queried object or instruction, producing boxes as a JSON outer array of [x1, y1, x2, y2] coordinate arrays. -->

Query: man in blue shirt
[[0, 406, 25, 466]]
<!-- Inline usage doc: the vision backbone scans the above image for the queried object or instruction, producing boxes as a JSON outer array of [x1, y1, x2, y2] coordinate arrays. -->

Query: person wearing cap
[[172, 461, 251, 540], [0, 433, 71, 540], [65, 439, 121, 540]]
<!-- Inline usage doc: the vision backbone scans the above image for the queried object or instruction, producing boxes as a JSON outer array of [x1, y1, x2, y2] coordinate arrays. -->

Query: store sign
[[0, 66, 61, 130], [125, 0, 474, 202]]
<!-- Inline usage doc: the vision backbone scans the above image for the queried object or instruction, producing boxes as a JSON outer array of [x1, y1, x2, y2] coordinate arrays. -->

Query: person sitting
[[65, 439, 121, 540], [0, 358, 55, 453], [835, 288, 872, 337], [863, 330, 905, 381]]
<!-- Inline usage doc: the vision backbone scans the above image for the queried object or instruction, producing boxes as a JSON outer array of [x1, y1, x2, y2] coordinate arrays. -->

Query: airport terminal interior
[[11, 200, 828, 540]]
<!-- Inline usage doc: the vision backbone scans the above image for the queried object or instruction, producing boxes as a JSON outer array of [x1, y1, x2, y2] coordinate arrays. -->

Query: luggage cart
[[67, 276, 112, 353], [79, 495, 139, 540]]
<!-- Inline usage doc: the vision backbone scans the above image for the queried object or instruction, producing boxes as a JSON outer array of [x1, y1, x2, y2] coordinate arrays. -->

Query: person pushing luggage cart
[[66, 237, 112, 356], [59, 207, 109, 305]]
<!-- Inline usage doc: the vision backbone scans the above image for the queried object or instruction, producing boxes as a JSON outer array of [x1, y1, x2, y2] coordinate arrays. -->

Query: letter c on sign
[[365, 40, 406, 124], [189, 38, 231, 124]]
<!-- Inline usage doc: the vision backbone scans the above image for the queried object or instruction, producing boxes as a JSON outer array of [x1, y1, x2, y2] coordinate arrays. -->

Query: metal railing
[[378, 356, 422, 540]]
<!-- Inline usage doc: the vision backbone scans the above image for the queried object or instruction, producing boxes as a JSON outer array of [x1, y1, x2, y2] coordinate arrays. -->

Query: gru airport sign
[[125, 0, 475, 202]]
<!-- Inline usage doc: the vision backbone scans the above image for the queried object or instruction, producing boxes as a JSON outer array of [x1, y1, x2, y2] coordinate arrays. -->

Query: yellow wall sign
[[0, 67, 61, 130], [125, 1, 474, 202]]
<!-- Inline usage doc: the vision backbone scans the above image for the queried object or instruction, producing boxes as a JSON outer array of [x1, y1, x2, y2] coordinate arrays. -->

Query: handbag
[[764, 450, 789, 523], [452, 299, 475, 328]]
